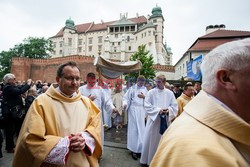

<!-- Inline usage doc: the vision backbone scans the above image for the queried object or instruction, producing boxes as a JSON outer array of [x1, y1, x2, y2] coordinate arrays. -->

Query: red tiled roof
[[201, 29, 250, 39], [188, 38, 237, 51], [76, 22, 94, 33], [130, 16, 147, 24], [51, 16, 147, 37], [88, 21, 114, 32], [188, 29, 250, 51]]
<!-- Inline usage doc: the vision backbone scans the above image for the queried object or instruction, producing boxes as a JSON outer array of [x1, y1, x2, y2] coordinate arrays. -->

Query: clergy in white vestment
[[98, 80, 113, 129], [79, 73, 117, 147], [123, 75, 147, 160], [140, 75, 178, 166]]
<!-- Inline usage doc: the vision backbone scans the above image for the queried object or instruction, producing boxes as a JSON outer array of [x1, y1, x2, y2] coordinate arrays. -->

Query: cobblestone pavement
[[0, 126, 142, 167]]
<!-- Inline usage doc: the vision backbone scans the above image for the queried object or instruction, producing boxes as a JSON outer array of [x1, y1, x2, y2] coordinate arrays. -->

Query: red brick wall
[[11, 55, 175, 83], [11, 55, 97, 83]]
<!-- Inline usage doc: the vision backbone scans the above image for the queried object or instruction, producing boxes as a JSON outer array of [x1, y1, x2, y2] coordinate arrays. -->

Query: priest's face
[[56, 66, 81, 96]]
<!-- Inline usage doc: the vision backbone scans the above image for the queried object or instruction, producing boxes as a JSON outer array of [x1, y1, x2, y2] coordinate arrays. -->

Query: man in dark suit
[[2, 73, 32, 153]]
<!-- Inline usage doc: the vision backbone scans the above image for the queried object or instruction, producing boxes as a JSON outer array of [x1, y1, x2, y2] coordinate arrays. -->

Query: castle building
[[50, 6, 172, 65]]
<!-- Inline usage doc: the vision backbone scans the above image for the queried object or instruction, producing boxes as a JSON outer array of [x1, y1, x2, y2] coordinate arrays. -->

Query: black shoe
[[136, 153, 141, 158], [131, 152, 138, 160]]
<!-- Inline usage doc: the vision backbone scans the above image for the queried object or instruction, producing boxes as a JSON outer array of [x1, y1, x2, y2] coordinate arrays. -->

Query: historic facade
[[50, 6, 173, 65]]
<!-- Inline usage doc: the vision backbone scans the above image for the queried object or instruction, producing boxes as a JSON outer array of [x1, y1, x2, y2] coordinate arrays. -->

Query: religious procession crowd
[[0, 38, 249, 167]]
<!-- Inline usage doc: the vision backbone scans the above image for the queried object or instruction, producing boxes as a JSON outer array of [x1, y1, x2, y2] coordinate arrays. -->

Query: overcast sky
[[0, 0, 250, 64]]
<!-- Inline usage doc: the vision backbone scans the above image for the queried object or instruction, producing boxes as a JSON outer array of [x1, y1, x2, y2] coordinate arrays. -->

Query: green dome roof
[[149, 5, 163, 20], [65, 17, 75, 29], [152, 6, 162, 15]]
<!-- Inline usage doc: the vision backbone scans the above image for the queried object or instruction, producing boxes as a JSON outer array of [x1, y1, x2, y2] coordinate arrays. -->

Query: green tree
[[12, 37, 53, 59], [0, 50, 13, 79], [0, 37, 53, 79], [126, 45, 156, 82]]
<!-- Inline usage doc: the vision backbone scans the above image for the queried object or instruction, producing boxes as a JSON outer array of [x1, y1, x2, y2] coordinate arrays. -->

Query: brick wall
[[11, 55, 175, 83], [11, 55, 97, 83]]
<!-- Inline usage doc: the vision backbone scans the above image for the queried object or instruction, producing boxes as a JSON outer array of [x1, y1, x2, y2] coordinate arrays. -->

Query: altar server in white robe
[[98, 80, 113, 129], [79, 73, 117, 147], [123, 75, 148, 160], [140, 75, 178, 165]]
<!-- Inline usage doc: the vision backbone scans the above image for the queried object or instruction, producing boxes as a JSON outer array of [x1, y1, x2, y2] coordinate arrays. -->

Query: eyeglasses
[[62, 76, 81, 82]]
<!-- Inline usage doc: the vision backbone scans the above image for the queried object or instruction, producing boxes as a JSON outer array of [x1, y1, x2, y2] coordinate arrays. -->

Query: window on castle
[[128, 46, 131, 51], [88, 37, 93, 45], [53, 42, 57, 48], [60, 41, 63, 47], [125, 26, 129, 32], [78, 47, 82, 53], [114, 47, 117, 52], [110, 27, 114, 33], [59, 50, 62, 54], [153, 19, 157, 23], [98, 36, 102, 43], [118, 42, 120, 45], [98, 45, 102, 51], [148, 31, 151, 36], [127, 36, 130, 42], [88, 46, 92, 52], [120, 27, 124, 32], [115, 34, 118, 38], [78, 39, 82, 45], [115, 27, 119, 32], [68, 38, 72, 46], [131, 26, 135, 31]]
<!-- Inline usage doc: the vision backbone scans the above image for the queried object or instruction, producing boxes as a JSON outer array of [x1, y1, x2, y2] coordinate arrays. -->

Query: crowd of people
[[0, 38, 249, 166]]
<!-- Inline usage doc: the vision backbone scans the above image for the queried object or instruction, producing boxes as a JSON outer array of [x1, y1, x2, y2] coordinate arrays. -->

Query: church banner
[[187, 55, 202, 81]]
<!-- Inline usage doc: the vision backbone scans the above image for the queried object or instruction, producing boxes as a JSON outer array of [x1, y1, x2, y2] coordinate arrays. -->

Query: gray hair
[[3, 73, 15, 84], [201, 38, 250, 92]]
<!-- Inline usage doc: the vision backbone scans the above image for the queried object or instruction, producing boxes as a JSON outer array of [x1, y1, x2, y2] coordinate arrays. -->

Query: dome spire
[[65, 17, 75, 30]]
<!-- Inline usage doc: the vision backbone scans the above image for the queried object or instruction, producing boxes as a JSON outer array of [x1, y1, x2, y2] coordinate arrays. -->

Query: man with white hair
[[151, 38, 250, 166], [2, 73, 32, 153]]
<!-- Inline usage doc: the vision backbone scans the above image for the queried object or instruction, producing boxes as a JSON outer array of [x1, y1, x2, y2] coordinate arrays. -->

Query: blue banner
[[187, 55, 202, 81]]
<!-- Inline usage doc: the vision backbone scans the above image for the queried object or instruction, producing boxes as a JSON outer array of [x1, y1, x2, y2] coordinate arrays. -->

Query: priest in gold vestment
[[151, 39, 250, 166], [13, 61, 102, 167], [176, 83, 194, 117]]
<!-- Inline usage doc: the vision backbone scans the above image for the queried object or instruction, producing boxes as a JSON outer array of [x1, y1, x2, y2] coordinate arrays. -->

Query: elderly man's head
[[3, 73, 16, 85], [201, 38, 250, 122]]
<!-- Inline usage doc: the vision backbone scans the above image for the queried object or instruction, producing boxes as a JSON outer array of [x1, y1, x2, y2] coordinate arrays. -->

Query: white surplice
[[123, 84, 147, 153], [79, 84, 114, 146], [102, 87, 113, 128], [140, 87, 178, 165]]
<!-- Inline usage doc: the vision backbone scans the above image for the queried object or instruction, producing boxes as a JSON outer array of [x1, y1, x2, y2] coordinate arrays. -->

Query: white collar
[[56, 87, 77, 98]]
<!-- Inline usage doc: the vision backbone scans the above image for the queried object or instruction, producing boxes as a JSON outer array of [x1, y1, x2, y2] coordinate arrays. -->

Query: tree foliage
[[126, 44, 156, 82], [0, 37, 53, 79]]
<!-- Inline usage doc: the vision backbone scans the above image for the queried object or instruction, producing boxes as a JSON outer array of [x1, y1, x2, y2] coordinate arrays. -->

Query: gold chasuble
[[13, 85, 102, 167], [176, 93, 192, 117], [151, 91, 250, 167]]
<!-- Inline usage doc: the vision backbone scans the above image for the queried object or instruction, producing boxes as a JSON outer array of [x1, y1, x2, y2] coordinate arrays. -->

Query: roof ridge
[[75, 15, 145, 27]]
